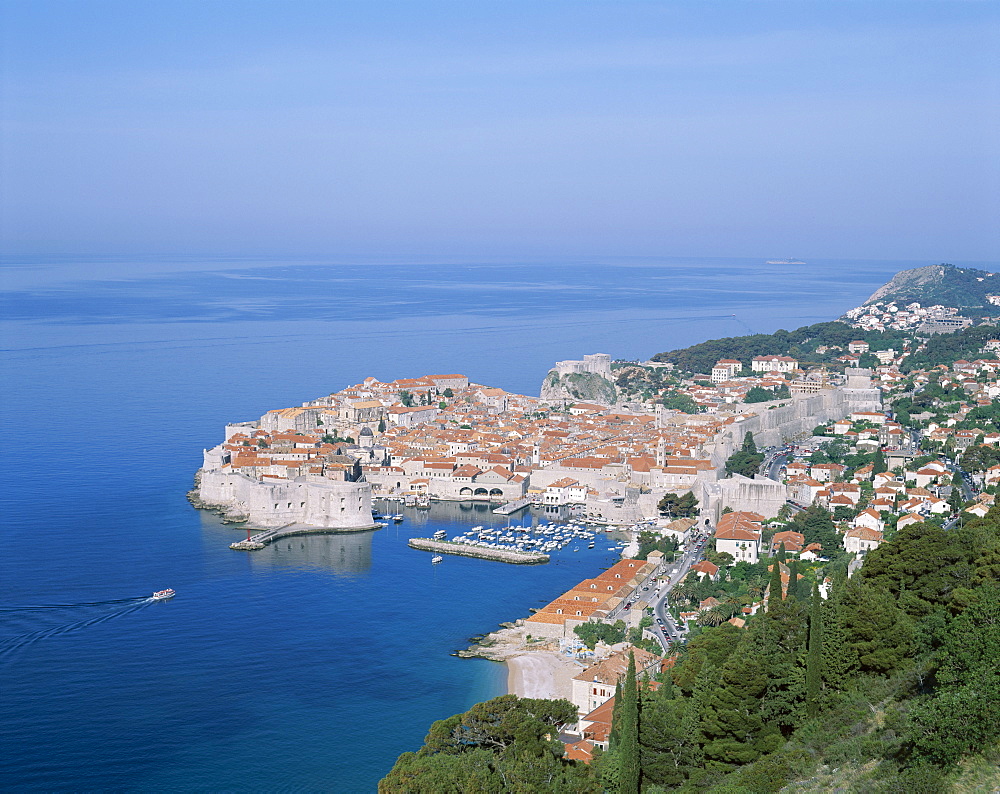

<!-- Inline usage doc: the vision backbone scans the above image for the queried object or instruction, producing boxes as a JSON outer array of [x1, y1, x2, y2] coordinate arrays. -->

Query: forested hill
[[860, 263, 998, 308], [382, 508, 1000, 792], [650, 321, 907, 374]]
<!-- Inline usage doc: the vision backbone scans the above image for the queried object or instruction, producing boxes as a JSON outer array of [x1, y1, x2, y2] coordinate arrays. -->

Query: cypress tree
[[776, 541, 787, 564], [609, 680, 623, 750], [806, 582, 823, 716], [949, 486, 964, 515], [768, 561, 784, 609], [618, 652, 641, 794], [742, 431, 757, 455], [786, 559, 800, 600], [656, 666, 675, 700], [873, 446, 888, 474], [820, 595, 850, 691]]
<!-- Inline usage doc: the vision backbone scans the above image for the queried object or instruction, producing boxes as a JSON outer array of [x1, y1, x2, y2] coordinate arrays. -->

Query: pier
[[493, 497, 532, 515], [230, 522, 384, 551], [408, 537, 548, 565]]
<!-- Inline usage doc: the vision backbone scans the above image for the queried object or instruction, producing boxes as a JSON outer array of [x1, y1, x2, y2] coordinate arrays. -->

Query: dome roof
[[360, 426, 374, 436]]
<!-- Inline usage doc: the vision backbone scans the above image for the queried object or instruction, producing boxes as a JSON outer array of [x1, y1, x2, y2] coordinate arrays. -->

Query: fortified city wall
[[698, 369, 882, 520], [196, 466, 376, 529]]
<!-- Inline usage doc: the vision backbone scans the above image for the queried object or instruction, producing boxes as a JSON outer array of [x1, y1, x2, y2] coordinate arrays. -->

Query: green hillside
[[650, 321, 908, 374], [861, 263, 998, 308]]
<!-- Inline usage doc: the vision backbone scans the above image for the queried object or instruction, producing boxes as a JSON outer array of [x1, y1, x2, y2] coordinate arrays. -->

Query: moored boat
[[431, 555, 443, 564]]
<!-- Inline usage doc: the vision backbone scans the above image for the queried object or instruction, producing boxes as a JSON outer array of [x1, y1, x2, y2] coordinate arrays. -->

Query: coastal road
[[603, 521, 709, 653], [645, 528, 709, 652]]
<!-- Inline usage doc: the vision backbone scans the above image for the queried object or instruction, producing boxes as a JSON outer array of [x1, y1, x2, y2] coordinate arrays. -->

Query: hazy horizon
[[2, 1, 998, 261]]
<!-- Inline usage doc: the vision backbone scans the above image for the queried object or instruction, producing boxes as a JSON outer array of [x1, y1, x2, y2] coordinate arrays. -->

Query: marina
[[408, 538, 548, 564]]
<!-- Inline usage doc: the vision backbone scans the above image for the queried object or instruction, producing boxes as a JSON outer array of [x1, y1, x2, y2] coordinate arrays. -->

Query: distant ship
[[766, 258, 806, 265], [152, 589, 176, 600]]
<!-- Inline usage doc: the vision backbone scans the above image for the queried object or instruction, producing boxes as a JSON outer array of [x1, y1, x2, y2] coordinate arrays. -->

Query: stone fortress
[[192, 351, 881, 534], [551, 353, 613, 379], [540, 353, 616, 403], [196, 427, 376, 531]]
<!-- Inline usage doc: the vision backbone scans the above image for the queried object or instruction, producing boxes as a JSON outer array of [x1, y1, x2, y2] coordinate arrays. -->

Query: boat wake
[[0, 596, 153, 658]]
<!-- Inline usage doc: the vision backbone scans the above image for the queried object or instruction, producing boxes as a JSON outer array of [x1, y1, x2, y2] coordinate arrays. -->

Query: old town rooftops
[[715, 511, 764, 540], [572, 646, 660, 685]]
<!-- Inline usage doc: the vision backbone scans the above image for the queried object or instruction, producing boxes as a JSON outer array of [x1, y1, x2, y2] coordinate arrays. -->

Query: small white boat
[[431, 555, 443, 564], [392, 514, 404, 522], [152, 589, 175, 600]]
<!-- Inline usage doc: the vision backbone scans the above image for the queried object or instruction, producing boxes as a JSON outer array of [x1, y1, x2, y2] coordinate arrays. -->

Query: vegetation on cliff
[[724, 431, 764, 478], [386, 505, 1000, 792], [602, 509, 1000, 792], [861, 263, 998, 309], [543, 370, 618, 404], [379, 695, 597, 793], [650, 321, 908, 375]]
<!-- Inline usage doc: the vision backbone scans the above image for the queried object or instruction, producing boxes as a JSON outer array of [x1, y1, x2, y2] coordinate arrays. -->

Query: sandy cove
[[459, 623, 586, 701]]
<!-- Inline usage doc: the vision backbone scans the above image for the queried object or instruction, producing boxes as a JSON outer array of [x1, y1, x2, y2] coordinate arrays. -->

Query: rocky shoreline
[[455, 621, 538, 660], [456, 622, 585, 701], [186, 472, 250, 524]]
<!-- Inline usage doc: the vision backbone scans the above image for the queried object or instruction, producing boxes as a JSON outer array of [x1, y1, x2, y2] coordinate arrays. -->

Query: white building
[[713, 511, 763, 563], [751, 355, 798, 373], [711, 359, 742, 383]]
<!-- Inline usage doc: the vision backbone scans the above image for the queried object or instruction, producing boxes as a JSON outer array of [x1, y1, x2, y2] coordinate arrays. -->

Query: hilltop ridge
[[858, 263, 997, 310]]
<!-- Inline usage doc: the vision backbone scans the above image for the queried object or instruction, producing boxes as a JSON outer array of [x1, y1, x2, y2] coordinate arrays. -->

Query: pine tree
[[618, 652, 640, 794], [806, 582, 823, 716]]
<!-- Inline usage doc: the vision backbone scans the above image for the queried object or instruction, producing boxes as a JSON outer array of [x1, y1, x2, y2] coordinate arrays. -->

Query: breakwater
[[408, 538, 549, 565]]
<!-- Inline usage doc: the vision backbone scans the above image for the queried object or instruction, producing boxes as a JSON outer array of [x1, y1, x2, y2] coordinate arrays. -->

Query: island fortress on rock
[[192, 360, 881, 531]]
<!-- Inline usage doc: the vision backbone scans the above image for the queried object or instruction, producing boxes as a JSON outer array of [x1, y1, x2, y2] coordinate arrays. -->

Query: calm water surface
[[0, 255, 972, 791]]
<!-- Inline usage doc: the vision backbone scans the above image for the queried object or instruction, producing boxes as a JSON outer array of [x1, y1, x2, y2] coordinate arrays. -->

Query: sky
[[1, 1, 998, 260]]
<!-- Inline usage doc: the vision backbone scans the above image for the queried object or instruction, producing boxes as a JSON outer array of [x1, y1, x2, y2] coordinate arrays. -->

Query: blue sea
[[0, 254, 980, 791]]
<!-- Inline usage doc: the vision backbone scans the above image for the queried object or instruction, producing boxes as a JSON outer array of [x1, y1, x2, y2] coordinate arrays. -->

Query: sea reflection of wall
[[257, 530, 375, 574]]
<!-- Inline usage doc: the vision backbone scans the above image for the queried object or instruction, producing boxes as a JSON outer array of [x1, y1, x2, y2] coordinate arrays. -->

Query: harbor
[[408, 537, 548, 564]]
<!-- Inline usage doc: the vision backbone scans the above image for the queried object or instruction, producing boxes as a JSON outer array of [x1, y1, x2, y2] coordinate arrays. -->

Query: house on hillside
[[714, 511, 763, 563]]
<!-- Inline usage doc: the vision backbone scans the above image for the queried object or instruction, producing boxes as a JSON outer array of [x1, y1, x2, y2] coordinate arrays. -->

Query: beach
[[507, 651, 584, 701]]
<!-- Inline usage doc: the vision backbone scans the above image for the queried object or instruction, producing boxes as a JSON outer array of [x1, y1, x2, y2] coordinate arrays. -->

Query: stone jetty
[[408, 538, 549, 565], [230, 523, 384, 551]]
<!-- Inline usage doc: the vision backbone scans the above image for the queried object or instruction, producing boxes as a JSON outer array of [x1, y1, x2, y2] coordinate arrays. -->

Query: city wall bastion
[[699, 369, 882, 519], [195, 466, 377, 530]]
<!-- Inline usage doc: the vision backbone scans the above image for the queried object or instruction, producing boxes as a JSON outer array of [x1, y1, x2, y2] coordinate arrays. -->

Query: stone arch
[[459, 487, 473, 497], [474, 488, 488, 497]]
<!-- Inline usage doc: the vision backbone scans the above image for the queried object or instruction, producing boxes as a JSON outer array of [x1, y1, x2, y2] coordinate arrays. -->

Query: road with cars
[[640, 525, 711, 653]]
